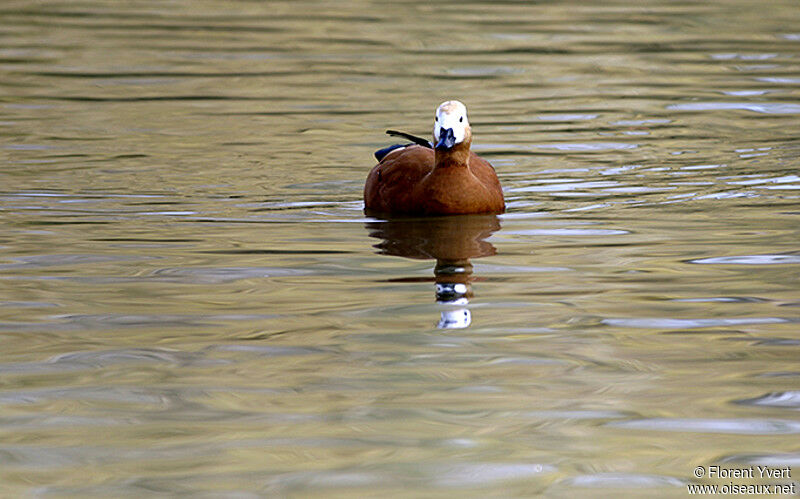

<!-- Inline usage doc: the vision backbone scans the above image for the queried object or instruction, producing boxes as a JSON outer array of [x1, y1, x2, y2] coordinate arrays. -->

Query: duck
[[364, 100, 505, 215]]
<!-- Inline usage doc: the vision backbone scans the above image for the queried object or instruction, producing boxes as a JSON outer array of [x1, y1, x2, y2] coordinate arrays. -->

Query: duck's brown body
[[364, 142, 505, 216]]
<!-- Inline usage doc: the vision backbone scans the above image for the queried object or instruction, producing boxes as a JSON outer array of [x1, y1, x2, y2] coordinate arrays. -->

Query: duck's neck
[[434, 138, 472, 170]]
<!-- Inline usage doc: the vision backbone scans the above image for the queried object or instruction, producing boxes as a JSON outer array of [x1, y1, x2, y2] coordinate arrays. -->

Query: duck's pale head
[[433, 100, 471, 151]]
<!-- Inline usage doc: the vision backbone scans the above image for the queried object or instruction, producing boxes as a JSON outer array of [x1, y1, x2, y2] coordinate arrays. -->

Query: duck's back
[[364, 145, 433, 213], [364, 145, 504, 215]]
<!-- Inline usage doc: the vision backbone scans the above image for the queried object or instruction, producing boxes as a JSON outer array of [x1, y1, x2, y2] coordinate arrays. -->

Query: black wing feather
[[385, 130, 432, 148], [374, 130, 432, 161], [374, 144, 407, 162]]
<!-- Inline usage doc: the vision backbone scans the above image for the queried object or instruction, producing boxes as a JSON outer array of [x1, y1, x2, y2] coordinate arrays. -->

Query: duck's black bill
[[435, 128, 456, 150]]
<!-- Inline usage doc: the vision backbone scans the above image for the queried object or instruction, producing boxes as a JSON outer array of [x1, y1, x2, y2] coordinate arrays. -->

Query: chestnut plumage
[[364, 101, 504, 215]]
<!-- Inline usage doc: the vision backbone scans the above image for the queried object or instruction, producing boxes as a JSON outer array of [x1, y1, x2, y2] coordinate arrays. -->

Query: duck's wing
[[374, 144, 407, 162], [385, 130, 432, 148], [374, 130, 432, 161]]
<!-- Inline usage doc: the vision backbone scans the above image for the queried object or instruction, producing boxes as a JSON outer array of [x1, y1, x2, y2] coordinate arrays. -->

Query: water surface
[[1, 0, 799, 496]]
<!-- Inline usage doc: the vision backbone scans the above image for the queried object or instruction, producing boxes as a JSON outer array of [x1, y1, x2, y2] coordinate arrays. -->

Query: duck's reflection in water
[[364, 214, 501, 329]]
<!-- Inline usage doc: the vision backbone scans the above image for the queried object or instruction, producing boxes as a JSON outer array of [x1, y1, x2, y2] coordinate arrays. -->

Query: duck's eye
[[459, 116, 463, 122]]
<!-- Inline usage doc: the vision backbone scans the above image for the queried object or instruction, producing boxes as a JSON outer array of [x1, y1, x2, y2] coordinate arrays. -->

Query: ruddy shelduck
[[364, 101, 505, 215]]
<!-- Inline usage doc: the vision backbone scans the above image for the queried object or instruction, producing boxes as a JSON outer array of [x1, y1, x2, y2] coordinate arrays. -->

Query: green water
[[1, 0, 799, 496]]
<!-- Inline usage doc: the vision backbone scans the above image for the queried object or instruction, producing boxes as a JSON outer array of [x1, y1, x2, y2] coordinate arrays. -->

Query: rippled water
[[1, 0, 799, 496]]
